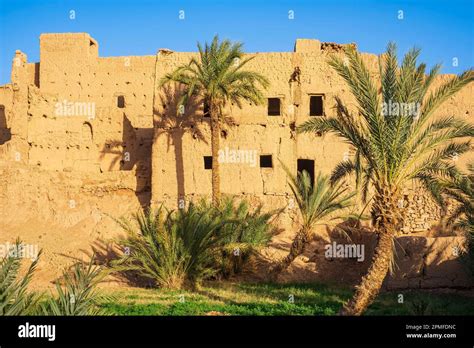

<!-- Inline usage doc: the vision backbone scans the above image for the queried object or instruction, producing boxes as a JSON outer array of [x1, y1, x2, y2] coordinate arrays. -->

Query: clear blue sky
[[0, 0, 472, 84]]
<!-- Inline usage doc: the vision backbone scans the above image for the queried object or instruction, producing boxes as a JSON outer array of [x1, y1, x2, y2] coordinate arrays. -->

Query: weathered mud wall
[[273, 229, 472, 288], [0, 33, 472, 289], [150, 38, 474, 235], [0, 159, 146, 289]]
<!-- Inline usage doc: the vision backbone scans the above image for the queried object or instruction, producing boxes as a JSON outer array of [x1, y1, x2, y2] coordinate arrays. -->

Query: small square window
[[267, 98, 281, 116], [310, 95, 323, 116], [117, 96, 125, 108], [260, 155, 273, 168], [204, 156, 212, 169], [297, 159, 315, 186]]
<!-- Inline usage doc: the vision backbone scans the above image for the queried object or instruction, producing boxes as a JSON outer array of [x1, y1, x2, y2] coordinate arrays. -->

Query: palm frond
[[0, 239, 42, 316]]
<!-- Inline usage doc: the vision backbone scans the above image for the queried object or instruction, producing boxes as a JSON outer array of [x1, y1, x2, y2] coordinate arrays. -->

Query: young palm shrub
[[298, 43, 473, 315], [272, 170, 355, 274], [41, 258, 109, 316], [0, 239, 42, 315], [113, 207, 189, 289], [113, 203, 231, 290], [203, 197, 279, 277], [160, 36, 269, 205]]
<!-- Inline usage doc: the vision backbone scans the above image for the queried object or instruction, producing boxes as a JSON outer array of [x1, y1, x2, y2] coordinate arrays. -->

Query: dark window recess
[[267, 98, 281, 116], [260, 155, 273, 168], [203, 101, 210, 117], [297, 159, 315, 186], [117, 96, 125, 108], [310, 95, 323, 116], [204, 156, 213, 169], [0, 105, 11, 145]]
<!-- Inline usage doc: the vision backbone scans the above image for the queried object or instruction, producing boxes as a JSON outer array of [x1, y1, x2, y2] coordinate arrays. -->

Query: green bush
[[205, 197, 278, 277], [113, 203, 229, 289], [41, 258, 110, 315], [113, 198, 277, 289], [0, 239, 42, 315]]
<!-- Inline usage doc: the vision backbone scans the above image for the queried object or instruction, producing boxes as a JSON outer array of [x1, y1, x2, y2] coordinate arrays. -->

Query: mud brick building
[[0, 33, 472, 288]]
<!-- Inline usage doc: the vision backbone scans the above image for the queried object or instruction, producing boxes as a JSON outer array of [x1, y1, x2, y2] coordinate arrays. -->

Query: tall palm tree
[[299, 43, 474, 315], [272, 169, 355, 274], [160, 36, 269, 205]]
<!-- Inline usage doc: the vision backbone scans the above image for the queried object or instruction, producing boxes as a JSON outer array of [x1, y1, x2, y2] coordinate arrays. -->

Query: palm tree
[[272, 169, 355, 274], [298, 43, 474, 315], [160, 36, 269, 205]]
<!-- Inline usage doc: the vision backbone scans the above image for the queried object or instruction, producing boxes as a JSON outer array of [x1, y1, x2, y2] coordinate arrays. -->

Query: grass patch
[[99, 282, 474, 316]]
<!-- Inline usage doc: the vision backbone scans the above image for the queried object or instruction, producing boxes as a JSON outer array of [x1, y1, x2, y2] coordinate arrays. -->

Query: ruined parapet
[[158, 48, 174, 56], [5, 50, 30, 163], [320, 42, 357, 53], [294, 39, 357, 54], [294, 39, 321, 53], [0, 85, 13, 146]]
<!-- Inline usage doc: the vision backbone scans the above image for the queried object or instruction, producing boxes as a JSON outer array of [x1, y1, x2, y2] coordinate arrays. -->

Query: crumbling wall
[[0, 159, 145, 289], [21, 33, 156, 174], [0, 34, 472, 288], [0, 85, 13, 145], [386, 236, 471, 289], [149, 38, 473, 236], [278, 230, 472, 288]]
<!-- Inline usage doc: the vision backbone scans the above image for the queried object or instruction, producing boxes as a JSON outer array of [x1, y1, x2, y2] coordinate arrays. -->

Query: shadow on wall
[[99, 113, 154, 209], [261, 218, 472, 288], [154, 84, 208, 207], [0, 105, 11, 145]]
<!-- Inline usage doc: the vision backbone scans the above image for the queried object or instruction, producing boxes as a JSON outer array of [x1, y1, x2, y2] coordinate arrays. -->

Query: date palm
[[299, 43, 474, 315], [160, 36, 269, 205], [272, 169, 354, 274], [41, 258, 110, 316]]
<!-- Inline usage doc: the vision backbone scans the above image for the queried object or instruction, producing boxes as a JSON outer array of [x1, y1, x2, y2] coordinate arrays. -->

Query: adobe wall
[[273, 230, 472, 288], [150, 42, 369, 219], [150, 39, 474, 236], [0, 85, 13, 146], [0, 159, 145, 289], [1, 34, 155, 178], [0, 33, 472, 289]]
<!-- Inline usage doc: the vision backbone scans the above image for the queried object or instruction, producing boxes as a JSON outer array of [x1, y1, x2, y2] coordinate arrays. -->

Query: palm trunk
[[210, 102, 221, 205], [340, 188, 401, 316], [272, 227, 310, 275]]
